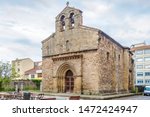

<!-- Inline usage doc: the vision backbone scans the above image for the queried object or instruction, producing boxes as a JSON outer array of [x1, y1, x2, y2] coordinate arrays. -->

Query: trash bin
[[23, 92, 31, 100]]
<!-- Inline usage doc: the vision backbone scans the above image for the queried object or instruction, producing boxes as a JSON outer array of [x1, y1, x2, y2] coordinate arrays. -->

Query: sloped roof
[[25, 66, 42, 75], [56, 6, 82, 19]]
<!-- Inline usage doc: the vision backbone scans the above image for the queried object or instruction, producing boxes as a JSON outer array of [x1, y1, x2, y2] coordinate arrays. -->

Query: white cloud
[[0, 0, 150, 61], [79, 0, 150, 46]]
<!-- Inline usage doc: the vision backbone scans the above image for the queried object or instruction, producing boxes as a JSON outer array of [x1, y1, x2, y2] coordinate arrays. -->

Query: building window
[[107, 52, 109, 60], [60, 15, 65, 30], [135, 50, 143, 55], [137, 80, 143, 84], [37, 73, 42, 77], [145, 65, 150, 69], [69, 13, 75, 28], [145, 79, 150, 84], [137, 72, 143, 77], [144, 57, 150, 61], [31, 75, 35, 78], [145, 72, 150, 76], [136, 58, 143, 62], [118, 54, 120, 61], [137, 65, 143, 69], [144, 49, 150, 54], [66, 40, 69, 51]]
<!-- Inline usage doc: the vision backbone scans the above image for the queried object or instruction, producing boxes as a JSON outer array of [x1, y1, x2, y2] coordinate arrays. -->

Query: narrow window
[[107, 52, 109, 60], [118, 54, 120, 61], [31, 75, 35, 78], [60, 15, 65, 30], [69, 13, 75, 28], [66, 40, 69, 51], [145, 72, 150, 76]]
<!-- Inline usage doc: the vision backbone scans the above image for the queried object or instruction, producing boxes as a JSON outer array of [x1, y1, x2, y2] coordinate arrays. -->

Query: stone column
[[74, 76, 81, 94], [65, 18, 70, 30], [15, 83, 18, 92], [40, 82, 43, 92], [20, 82, 24, 91], [53, 78, 58, 93]]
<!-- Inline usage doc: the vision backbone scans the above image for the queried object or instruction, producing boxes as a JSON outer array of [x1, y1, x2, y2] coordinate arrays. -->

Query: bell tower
[[55, 2, 83, 32]]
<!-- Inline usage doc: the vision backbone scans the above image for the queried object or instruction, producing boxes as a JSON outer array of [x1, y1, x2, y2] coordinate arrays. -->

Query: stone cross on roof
[[66, 1, 69, 6]]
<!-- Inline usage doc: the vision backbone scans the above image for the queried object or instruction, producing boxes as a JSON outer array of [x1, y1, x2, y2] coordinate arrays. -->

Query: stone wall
[[42, 27, 99, 57], [42, 50, 100, 94], [42, 5, 134, 95]]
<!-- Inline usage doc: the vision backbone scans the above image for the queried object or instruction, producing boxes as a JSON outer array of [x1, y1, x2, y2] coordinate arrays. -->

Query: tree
[[0, 61, 11, 78], [11, 64, 19, 79], [0, 61, 16, 91]]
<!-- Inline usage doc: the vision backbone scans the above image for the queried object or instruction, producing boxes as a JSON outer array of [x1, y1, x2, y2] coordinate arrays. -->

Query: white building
[[12, 58, 34, 79], [131, 43, 150, 86], [25, 61, 42, 80]]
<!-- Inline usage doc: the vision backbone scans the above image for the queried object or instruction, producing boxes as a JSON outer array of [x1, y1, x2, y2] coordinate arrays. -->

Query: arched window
[[69, 13, 75, 28], [66, 40, 69, 51], [60, 15, 65, 30]]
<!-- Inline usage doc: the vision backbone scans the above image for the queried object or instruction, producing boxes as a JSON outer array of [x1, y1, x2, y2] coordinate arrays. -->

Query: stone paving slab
[[39, 92, 138, 100]]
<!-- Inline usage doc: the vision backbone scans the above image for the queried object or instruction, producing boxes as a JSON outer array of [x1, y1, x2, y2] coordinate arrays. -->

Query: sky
[[0, 0, 150, 62]]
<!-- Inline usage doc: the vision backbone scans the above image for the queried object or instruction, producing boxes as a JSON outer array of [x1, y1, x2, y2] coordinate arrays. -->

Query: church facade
[[42, 5, 134, 95]]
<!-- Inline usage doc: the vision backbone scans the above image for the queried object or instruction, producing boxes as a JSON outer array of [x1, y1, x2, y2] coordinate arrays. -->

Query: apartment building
[[25, 61, 42, 80], [12, 58, 34, 79], [131, 43, 150, 86]]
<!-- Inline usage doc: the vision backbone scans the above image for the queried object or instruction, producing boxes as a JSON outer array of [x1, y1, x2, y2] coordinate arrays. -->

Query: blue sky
[[0, 0, 150, 62]]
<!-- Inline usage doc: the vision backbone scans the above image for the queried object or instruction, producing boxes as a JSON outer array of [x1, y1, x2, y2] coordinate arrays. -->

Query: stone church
[[42, 4, 134, 95]]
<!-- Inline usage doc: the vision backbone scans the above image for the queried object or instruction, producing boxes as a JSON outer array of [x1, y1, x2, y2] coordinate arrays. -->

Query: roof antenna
[[66, 1, 69, 7]]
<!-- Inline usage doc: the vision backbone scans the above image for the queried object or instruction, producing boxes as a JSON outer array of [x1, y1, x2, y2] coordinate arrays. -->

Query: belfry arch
[[56, 63, 76, 93]]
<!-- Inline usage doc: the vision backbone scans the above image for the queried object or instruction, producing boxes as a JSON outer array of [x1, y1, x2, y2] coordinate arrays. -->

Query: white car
[[144, 86, 150, 96]]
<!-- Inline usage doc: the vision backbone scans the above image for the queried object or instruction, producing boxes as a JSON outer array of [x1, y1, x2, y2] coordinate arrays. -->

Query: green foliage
[[31, 79, 42, 90], [24, 85, 36, 91], [3, 87, 15, 92], [11, 64, 20, 79], [0, 77, 13, 91], [131, 87, 138, 94], [0, 61, 19, 91], [0, 78, 3, 91]]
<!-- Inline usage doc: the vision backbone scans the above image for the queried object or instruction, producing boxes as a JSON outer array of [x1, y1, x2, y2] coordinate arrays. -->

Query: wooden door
[[65, 70, 74, 93]]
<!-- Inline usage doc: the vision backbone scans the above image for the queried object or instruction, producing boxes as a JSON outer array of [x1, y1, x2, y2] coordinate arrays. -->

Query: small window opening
[[118, 54, 120, 61], [66, 40, 69, 51], [70, 13, 75, 28], [60, 15, 65, 30], [107, 52, 110, 60]]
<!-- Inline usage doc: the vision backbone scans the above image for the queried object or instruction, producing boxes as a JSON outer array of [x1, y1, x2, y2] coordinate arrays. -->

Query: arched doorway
[[65, 70, 74, 93]]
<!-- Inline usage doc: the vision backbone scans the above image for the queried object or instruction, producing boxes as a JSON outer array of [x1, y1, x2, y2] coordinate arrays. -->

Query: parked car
[[144, 86, 150, 96]]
